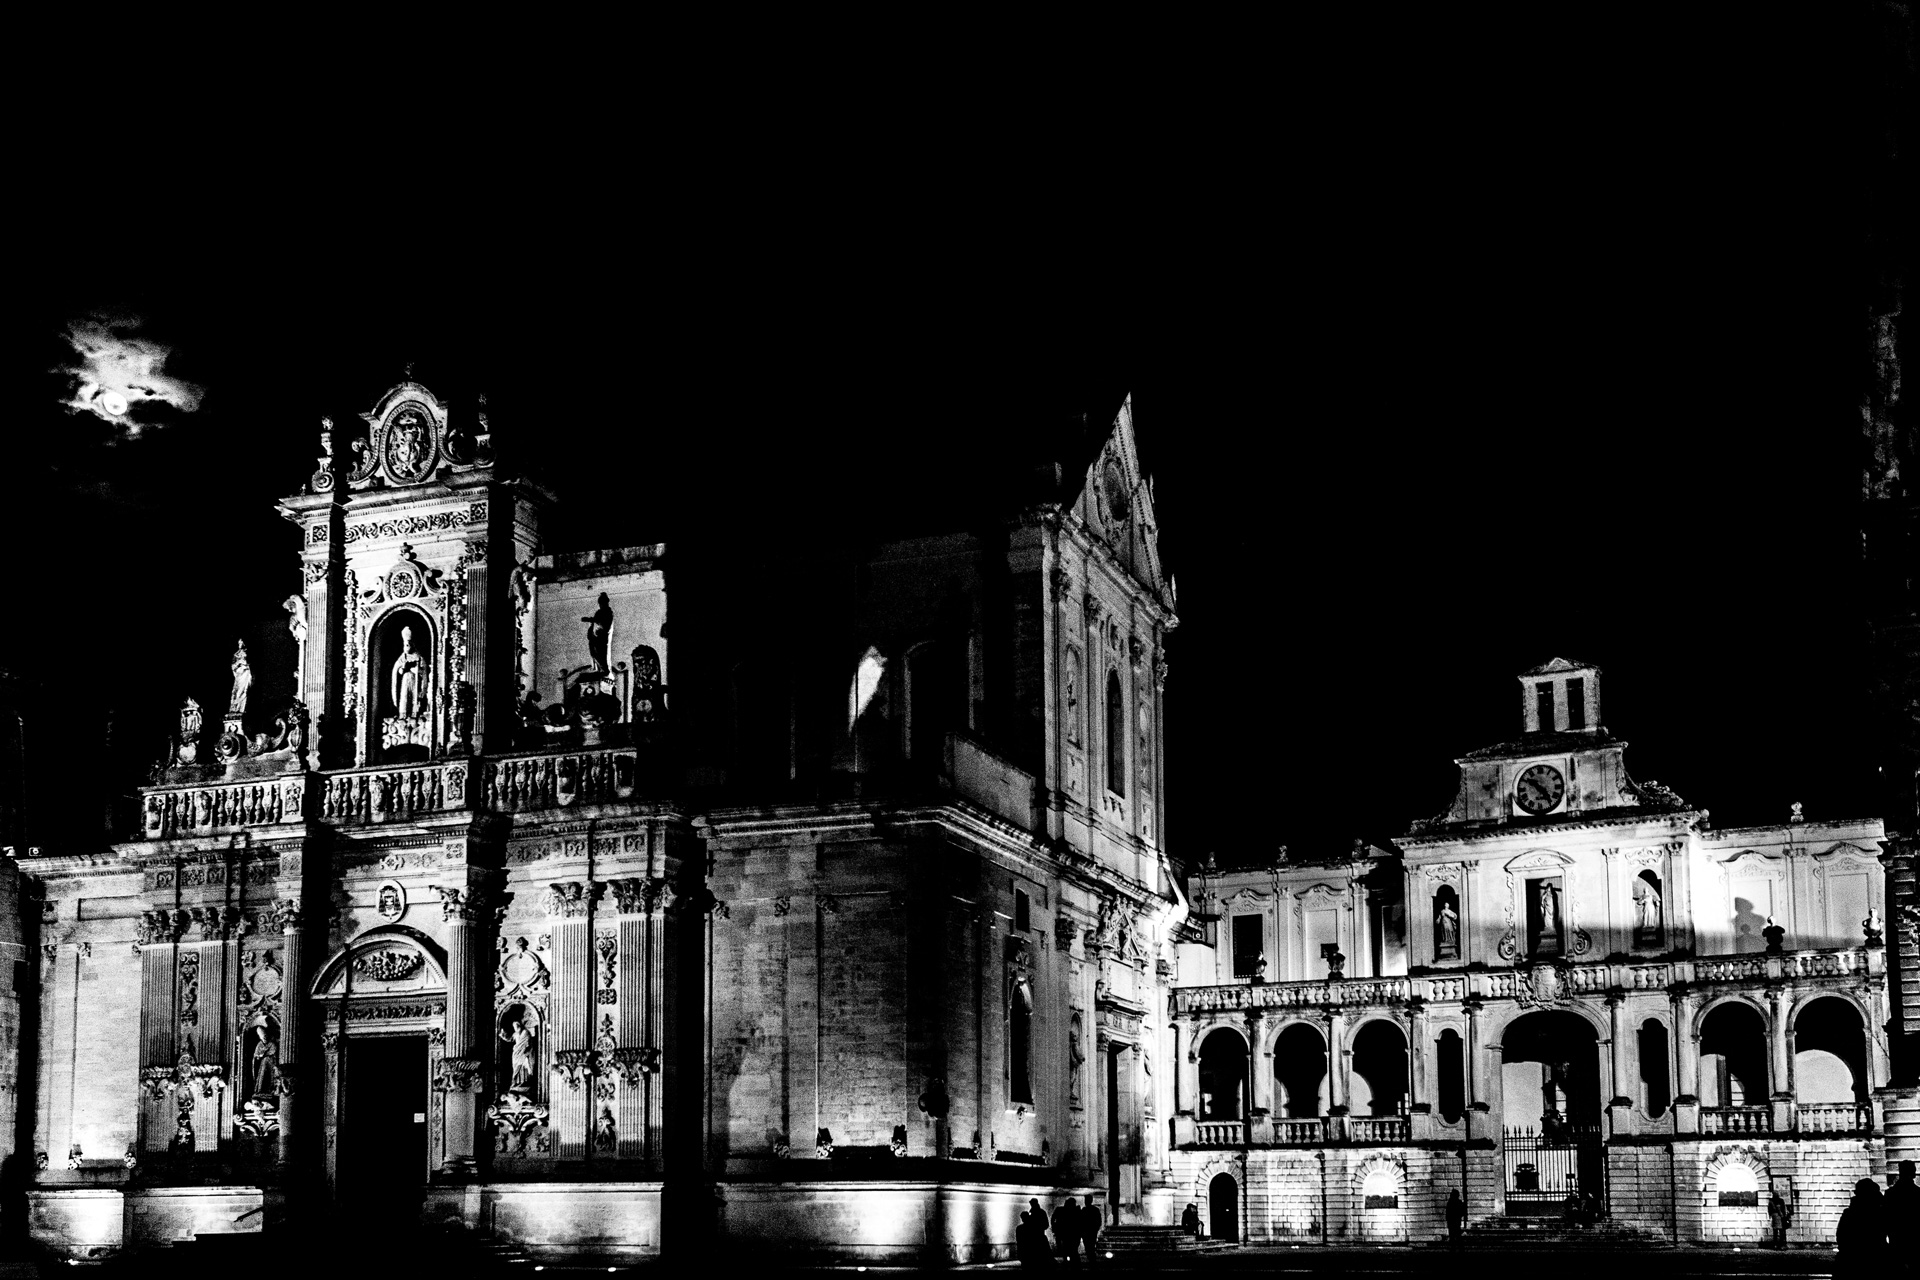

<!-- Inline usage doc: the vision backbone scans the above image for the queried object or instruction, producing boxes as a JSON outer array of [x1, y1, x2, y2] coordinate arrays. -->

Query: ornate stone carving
[[353, 949, 424, 982], [437, 885, 491, 924], [495, 937, 551, 1009], [552, 1049, 595, 1092], [543, 881, 595, 918], [178, 953, 200, 1034], [487, 1093, 549, 1154], [593, 1108, 616, 1153], [433, 1057, 485, 1093], [596, 933, 617, 991]]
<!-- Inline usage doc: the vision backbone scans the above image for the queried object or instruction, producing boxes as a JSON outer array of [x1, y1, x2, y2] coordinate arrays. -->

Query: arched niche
[[1273, 1022, 1328, 1117], [368, 604, 438, 764], [1197, 1027, 1248, 1121]]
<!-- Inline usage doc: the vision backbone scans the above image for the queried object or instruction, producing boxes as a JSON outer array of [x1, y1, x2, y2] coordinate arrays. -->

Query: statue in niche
[[1537, 882, 1557, 934], [1436, 900, 1460, 958], [502, 1015, 537, 1093], [1634, 878, 1662, 937], [249, 1019, 280, 1100], [391, 627, 425, 720], [582, 593, 613, 672], [228, 641, 252, 716], [1064, 645, 1082, 744]]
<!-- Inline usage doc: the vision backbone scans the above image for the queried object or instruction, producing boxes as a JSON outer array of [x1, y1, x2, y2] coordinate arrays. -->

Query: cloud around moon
[[58, 314, 203, 434]]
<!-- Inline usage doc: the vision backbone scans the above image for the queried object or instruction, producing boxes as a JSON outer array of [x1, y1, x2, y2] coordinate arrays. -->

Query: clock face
[[1514, 763, 1566, 814]]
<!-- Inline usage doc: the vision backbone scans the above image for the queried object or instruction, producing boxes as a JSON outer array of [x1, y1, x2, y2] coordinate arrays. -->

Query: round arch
[[1197, 1027, 1249, 1121], [1499, 1008, 1604, 1131], [1789, 987, 1874, 1030], [1482, 998, 1609, 1047], [309, 924, 449, 998], [1273, 1021, 1330, 1118], [1350, 1019, 1411, 1117], [1695, 992, 1773, 1027]]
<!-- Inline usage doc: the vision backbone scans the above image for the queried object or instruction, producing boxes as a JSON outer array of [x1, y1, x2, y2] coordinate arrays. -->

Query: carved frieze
[[353, 950, 424, 983]]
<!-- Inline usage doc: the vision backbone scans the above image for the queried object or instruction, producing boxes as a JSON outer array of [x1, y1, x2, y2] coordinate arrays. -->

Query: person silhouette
[[1836, 1178, 1887, 1279], [1887, 1161, 1920, 1272], [1057, 1196, 1081, 1266], [1182, 1202, 1201, 1237], [1446, 1188, 1466, 1247]]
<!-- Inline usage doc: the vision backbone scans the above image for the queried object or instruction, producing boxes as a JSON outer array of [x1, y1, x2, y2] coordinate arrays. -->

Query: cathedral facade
[[13, 382, 1182, 1264], [1170, 659, 1894, 1245]]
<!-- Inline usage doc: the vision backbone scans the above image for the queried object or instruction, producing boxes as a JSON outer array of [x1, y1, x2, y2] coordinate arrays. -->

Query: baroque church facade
[[12, 382, 1183, 1264], [1170, 659, 1896, 1245]]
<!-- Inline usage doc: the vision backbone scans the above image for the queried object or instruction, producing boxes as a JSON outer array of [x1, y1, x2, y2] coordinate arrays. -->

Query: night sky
[[7, 10, 1903, 866]]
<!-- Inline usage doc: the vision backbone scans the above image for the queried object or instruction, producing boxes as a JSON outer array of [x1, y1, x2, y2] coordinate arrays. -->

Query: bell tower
[[278, 379, 549, 765], [1518, 656, 1602, 735]]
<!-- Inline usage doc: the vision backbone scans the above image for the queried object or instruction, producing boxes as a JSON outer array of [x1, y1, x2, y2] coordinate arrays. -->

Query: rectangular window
[[1565, 678, 1586, 730], [1231, 914, 1264, 978], [1535, 682, 1555, 731], [1014, 888, 1030, 933]]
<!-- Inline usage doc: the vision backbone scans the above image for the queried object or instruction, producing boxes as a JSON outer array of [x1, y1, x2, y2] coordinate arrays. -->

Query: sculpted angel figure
[[228, 641, 252, 715], [282, 594, 308, 642], [391, 627, 425, 720]]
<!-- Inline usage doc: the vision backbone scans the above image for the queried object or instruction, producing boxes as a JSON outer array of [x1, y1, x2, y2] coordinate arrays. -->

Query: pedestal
[[1672, 1096, 1700, 1135]]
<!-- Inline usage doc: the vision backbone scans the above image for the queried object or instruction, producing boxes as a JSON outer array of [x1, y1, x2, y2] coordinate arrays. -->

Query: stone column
[[1247, 1011, 1269, 1115], [439, 886, 487, 1177], [1464, 997, 1494, 1142], [1606, 989, 1634, 1136], [1769, 989, 1796, 1132], [1671, 985, 1700, 1134], [276, 901, 304, 1172], [1326, 1008, 1349, 1134]]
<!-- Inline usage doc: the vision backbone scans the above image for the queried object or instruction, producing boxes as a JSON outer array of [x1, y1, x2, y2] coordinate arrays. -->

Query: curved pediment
[[1813, 841, 1880, 865], [1503, 849, 1572, 873], [310, 925, 448, 997], [1718, 849, 1781, 874]]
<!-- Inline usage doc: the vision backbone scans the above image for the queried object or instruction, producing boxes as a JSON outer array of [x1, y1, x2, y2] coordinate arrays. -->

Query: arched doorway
[[1500, 1009, 1604, 1215], [310, 928, 449, 1217], [1208, 1172, 1239, 1242], [1197, 1029, 1248, 1121]]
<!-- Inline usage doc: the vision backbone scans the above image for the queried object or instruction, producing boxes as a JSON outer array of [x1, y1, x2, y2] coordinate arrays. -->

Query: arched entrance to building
[[1500, 1009, 1604, 1215], [310, 927, 449, 1220], [1352, 1020, 1410, 1116], [1699, 1000, 1769, 1108], [1793, 996, 1870, 1122], [1208, 1172, 1239, 1242]]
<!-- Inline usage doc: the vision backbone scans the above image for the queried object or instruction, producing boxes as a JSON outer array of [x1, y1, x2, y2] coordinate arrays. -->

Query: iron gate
[[1503, 1125, 1607, 1217]]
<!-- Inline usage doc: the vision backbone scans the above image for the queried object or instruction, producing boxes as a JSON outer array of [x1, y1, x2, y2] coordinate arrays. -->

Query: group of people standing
[[1016, 1197, 1099, 1268], [1836, 1161, 1920, 1276]]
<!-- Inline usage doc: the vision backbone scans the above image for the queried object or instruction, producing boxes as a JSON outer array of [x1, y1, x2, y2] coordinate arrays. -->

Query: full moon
[[99, 390, 129, 416]]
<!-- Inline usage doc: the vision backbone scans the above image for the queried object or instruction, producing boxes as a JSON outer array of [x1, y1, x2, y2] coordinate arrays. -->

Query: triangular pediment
[[1069, 396, 1173, 609]]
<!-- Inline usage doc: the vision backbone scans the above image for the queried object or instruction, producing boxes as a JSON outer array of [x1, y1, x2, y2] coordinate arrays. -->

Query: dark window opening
[[1231, 915, 1264, 978], [1638, 1019, 1671, 1118], [1535, 682, 1555, 731], [1437, 1029, 1465, 1123], [1105, 671, 1126, 797], [1014, 888, 1030, 933], [1565, 678, 1586, 729]]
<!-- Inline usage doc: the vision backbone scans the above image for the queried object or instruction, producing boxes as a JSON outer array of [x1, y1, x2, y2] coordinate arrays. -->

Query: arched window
[[1009, 980, 1034, 1106], [1105, 670, 1126, 797], [1275, 1023, 1329, 1118], [1197, 1029, 1248, 1120]]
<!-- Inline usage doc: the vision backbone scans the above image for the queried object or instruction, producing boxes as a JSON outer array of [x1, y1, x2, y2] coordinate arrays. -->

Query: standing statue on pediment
[[228, 642, 252, 716], [1437, 901, 1459, 956], [249, 1020, 279, 1100], [582, 593, 613, 672], [1537, 882, 1557, 934], [391, 627, 425, 720]]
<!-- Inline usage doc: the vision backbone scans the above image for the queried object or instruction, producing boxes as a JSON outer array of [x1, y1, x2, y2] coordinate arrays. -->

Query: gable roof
[[1063, 396, 1173, 609], [1520, 656, 1600, 677]]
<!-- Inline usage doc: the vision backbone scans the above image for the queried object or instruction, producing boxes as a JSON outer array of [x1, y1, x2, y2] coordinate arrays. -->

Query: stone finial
[[1790, 801, 1805, 824], [1864, 909, 1885, 948], [1762, 916, 1786, 955]]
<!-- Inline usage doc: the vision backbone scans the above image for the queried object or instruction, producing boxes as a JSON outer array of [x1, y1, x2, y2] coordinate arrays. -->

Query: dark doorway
[[1106, 1048, 1120, 1226], [338, 1034, 429, 1218], [1208, 1172, 1239, 1242]]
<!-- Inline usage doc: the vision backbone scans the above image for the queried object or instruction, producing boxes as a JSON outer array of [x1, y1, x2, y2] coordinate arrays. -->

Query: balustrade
[[320, 761, 467, 823], [479, 748, 636, 812], [1192, 1121, 1244, 1147], [1272, 1118, 1327, 1146], [1701, 1106, 1773, 1135], [141, 775, 308, 838], [1348, 1116, 1410, 1144], [1795, 1102, 1872, 1134]]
